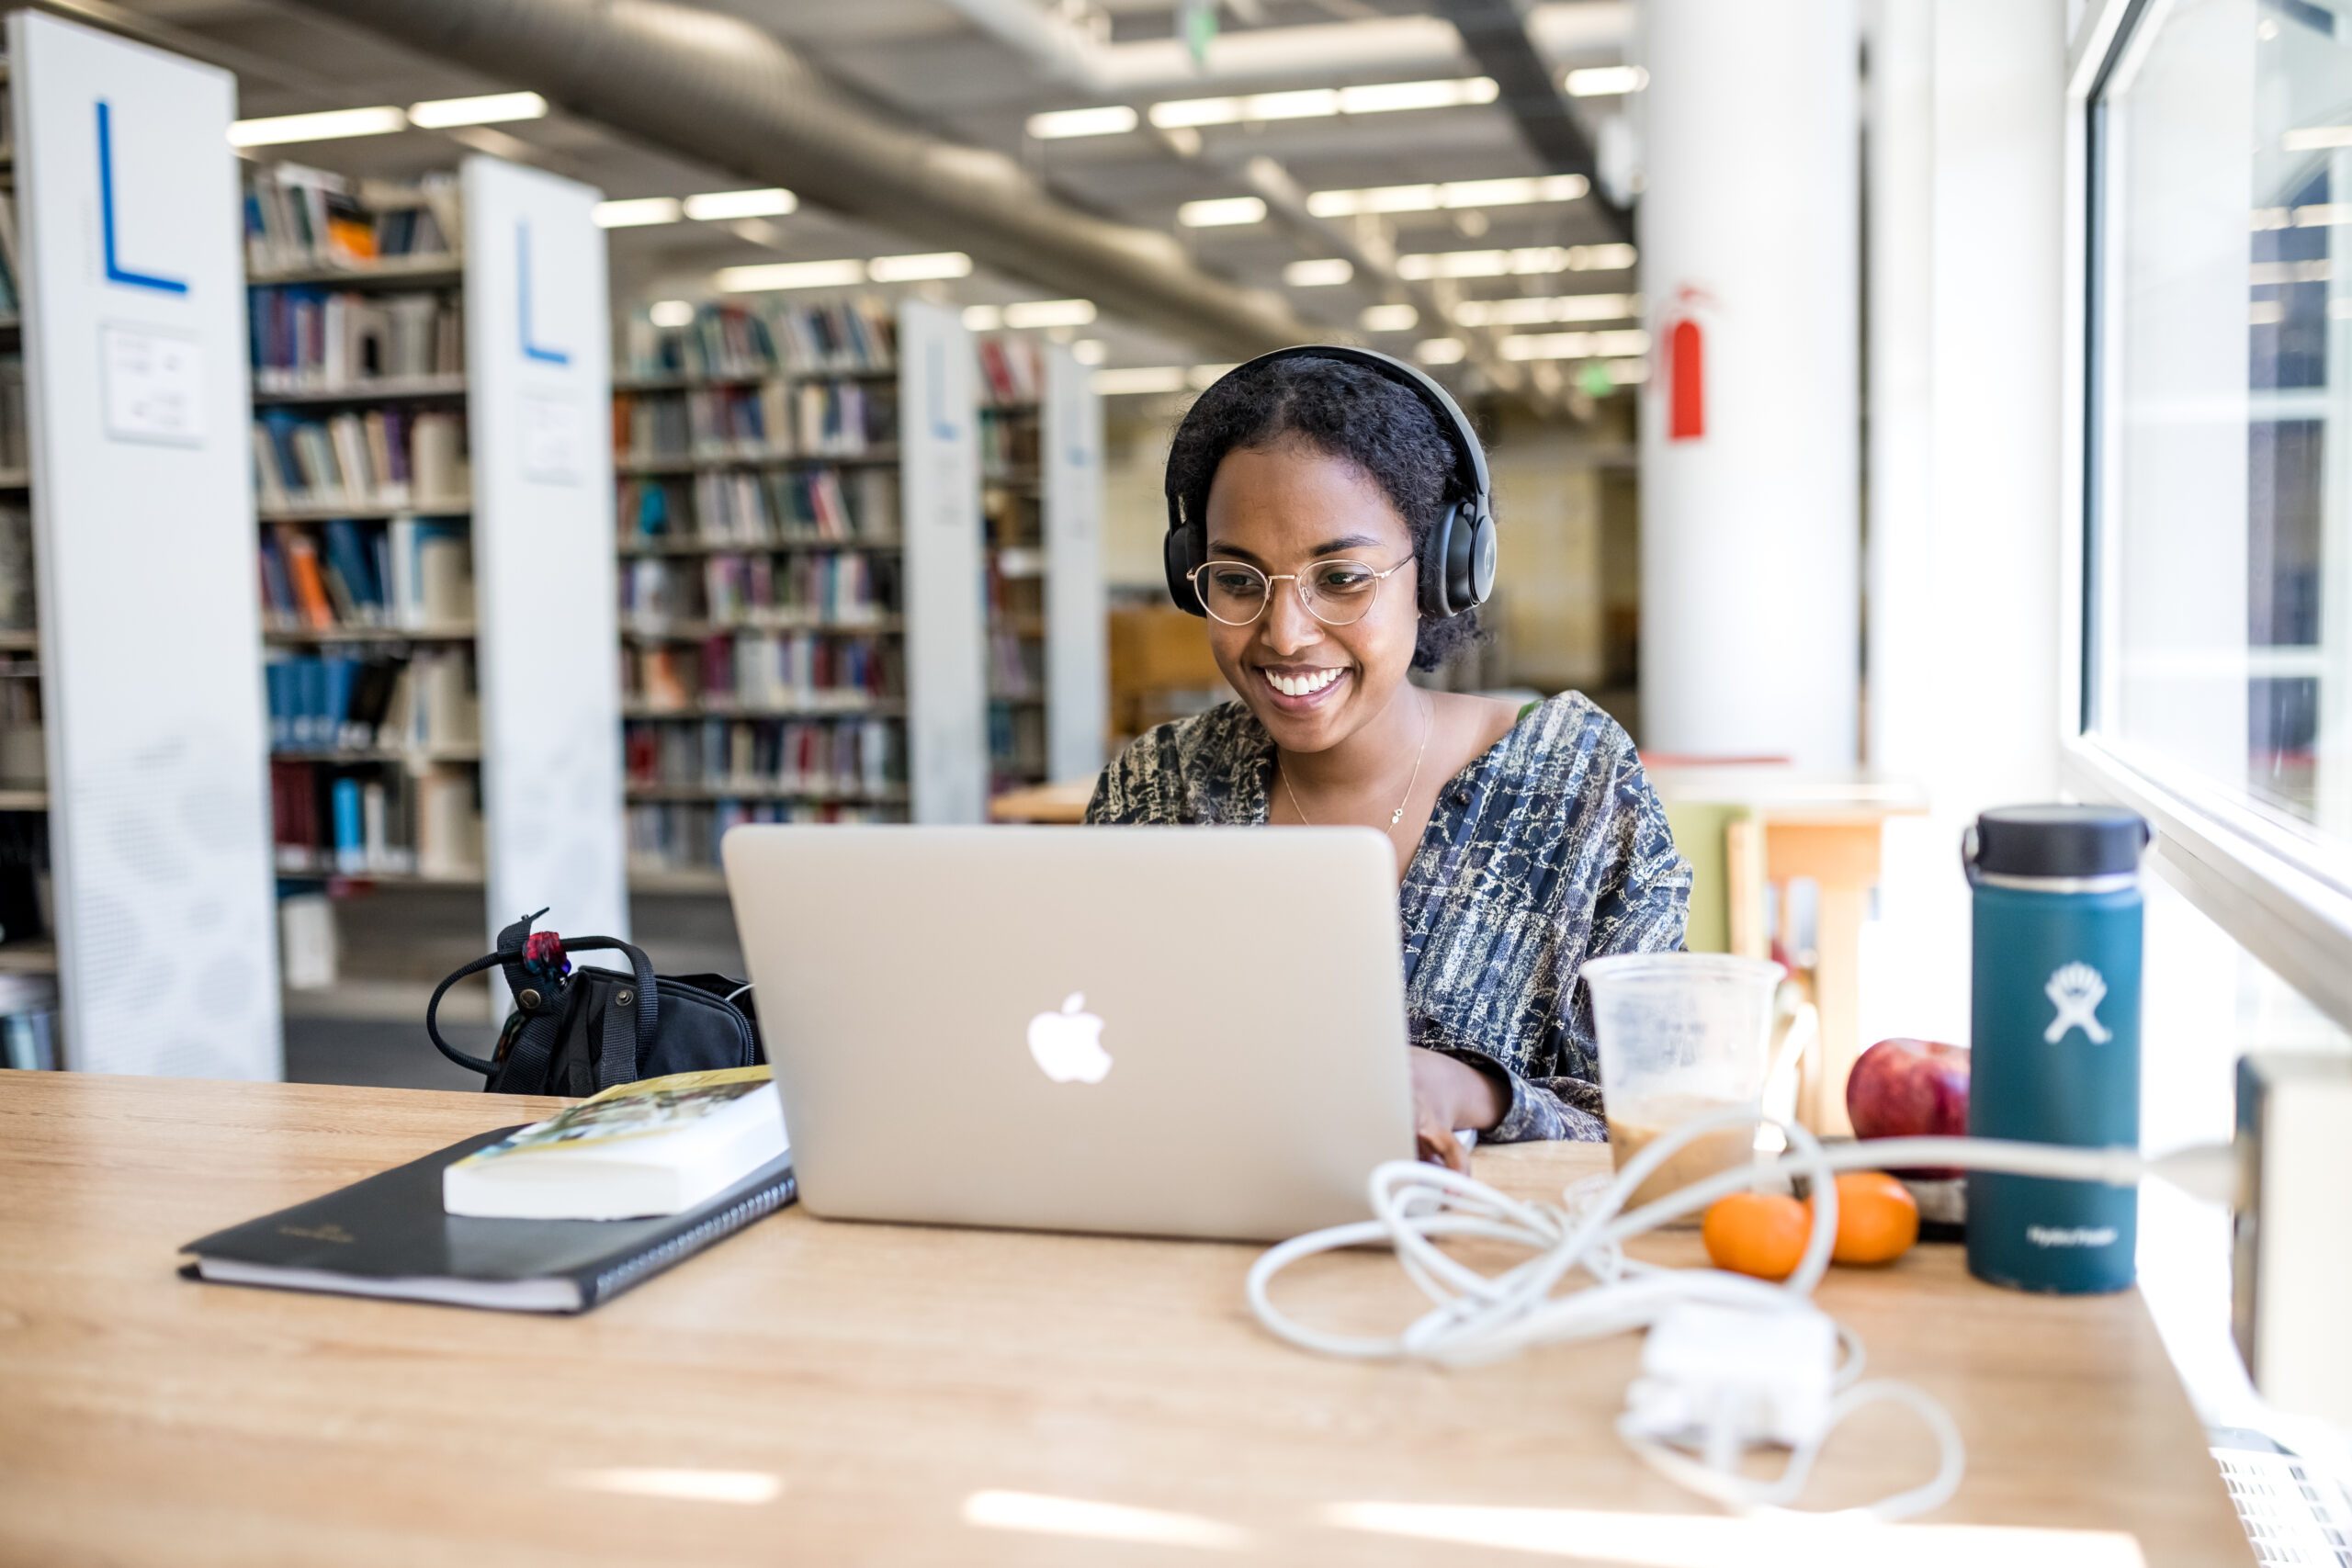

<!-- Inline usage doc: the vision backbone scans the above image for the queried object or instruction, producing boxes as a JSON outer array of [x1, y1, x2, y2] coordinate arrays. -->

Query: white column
[[9, 12, 281, 1077], [1639, 0, 1860, 767], [463, 155, 628, 952], [898, 301, 988, 823], [1042, 346, 1107, 782]]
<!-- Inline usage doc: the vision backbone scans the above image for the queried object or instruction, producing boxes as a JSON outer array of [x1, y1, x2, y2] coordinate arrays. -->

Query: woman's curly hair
[[1166, 354, 1484, 671]]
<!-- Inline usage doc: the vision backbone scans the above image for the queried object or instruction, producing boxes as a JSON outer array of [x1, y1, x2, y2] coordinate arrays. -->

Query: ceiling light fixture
[[1414, 338, 1468, 365], [1071, 340, 1107, 365], [1093, 367, 1191, 395], [1360, 303, 1420, 333], [648, 300, 696, 329], [228, 105, 406, 147], [2283, 124, 2352, 152], [594, 197, 685, 229], [1450, 292, 1641, 328], [1178, 196, 1267, 227], [1283, 258, 1355, 288], [716, 259, 868, 292], [1001, 299, 1097, 329], [1565, 65, 1649, 97], [406, 91, 548, 129], [1396, 242, 1637, 280], [865, 252, 973, 282], [683, 187, 797, 220], [1307, 174, 1587, 220], [962, 306, 1004, 332], [1028, 105, 1141, 140]]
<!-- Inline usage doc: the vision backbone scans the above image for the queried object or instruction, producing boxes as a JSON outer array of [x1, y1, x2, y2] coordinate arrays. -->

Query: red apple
[[1846, 1038, 1970, 1179]]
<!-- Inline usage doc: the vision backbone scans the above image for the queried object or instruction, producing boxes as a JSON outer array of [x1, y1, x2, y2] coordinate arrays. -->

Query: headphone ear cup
[[1164, 523, 1207, 616], [1464, 512, 1498, 609], [1418, 504, 1462, 619]]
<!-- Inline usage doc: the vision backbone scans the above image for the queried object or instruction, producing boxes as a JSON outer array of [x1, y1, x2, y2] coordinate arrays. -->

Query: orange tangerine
[[1701, 1191, 1811, 1282], [1807, 1171, 1919, 1266]]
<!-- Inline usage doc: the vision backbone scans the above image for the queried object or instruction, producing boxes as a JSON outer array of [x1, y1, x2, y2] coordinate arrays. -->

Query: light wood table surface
[[988, 777, 1094, 823], [0, 1073, 2245, 1567]]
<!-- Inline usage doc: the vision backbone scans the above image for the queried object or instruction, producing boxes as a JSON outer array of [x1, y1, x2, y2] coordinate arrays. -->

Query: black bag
[[426, 909, 763, 1097]]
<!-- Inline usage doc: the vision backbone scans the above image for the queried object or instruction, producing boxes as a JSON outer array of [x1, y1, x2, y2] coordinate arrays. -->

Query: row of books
[[989, 703, 1050, 795], [0, 976, 59, 1072], [622, 299, 897, 380], [628, 797, 904, 876], [253, 410, 469, 512], [0, 196, 19, 320], [264, 650, 479, 753], [243, 164, 459, 277], [271, 761, 482, 880], [624, 716, 904, 797], [624, 633, 900, 714], [616, 381, 896, 461], [259, 518, 471, 632], [249, 287, 463, 392], [981, 406, 1041, 477], [618, 468, 899, 548], [621, 551, 895, 628], [0, 508, 29, 633], [989, 629, 1044, 700], [0, 358, 24, 470], [978, 336, 1045, 408]]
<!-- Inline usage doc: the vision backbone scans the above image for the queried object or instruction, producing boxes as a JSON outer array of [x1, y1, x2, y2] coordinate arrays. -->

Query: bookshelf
[[6, 12, 279, 1076], [613, 294, 987, 887], [249, 152, 627, 984], [977, 336, 1107, 794]]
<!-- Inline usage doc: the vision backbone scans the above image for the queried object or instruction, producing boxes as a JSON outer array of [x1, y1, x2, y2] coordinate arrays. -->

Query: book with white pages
[[442, 1066, 787, 1221]]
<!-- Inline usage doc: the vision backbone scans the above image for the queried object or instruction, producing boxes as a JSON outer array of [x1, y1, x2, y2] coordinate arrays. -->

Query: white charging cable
[[1247, 1111, 2234, 1519]]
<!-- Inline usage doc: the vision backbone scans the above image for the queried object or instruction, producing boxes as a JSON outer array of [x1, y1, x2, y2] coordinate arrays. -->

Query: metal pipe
[[267, 0, 1311, 359]]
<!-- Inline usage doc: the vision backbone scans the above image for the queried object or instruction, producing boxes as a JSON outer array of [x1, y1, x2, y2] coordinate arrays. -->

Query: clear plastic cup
[[1581, 953, 1785, 1214]]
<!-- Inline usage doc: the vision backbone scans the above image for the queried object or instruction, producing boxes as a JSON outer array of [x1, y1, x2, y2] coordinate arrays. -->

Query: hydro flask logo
[[2042, 962, 2113, 1045]]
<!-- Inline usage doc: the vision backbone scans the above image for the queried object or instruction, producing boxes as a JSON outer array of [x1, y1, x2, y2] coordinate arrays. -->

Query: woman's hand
[[1409, 1047, 1507, 1172]]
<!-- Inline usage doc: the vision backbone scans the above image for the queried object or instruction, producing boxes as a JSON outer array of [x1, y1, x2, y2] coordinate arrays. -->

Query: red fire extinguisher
[[1658, 285, 1713, 443]]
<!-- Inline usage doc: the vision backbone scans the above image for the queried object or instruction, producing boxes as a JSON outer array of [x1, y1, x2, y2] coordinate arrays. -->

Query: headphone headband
[[1160, 344, 1498, 623]]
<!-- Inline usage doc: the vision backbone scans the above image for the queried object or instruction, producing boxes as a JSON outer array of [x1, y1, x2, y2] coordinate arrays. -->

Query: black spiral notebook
[[180, 1127, 797, 1314]]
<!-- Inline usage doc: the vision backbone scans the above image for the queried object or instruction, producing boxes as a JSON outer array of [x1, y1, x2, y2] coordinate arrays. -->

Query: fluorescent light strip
[[2283, 125, 2352, 152], [716, 259, 867, 292], [1092, 367, 1190, 396], [683, 187, 797, 220], [1396, 242, 1635, 280], [1498, 328, 1650, 361], [1360, 303, 1419, 333], [407, 91, 547, 129], [962, 306, 1004, 332], [1001, 299, 1096, 329], [866, 252, 972, 282], [1565, 65, 1648, 97], [1414, 338, 1467, 365], [1178, 197, 1267, 227], [1452, 292, 1641, 327], [1071, 340, 1107, 366], [1148, 77, 1496, 132], [1306, 174, 1588, 219], [229, 105, 406, 147], [594, 197, 684, 229], [1028, 105, 1140, 140], [648, 299, 696, 329], [1283, 258, 1355, 288]]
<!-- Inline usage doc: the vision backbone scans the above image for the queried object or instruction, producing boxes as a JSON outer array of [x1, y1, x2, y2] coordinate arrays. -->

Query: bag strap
[[424, 953, 503, 1076], [553, 935, 660, 1089]]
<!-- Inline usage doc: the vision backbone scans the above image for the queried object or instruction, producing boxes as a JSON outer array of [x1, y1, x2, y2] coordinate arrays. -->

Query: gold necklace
[[1278, 695, 1433, 840]]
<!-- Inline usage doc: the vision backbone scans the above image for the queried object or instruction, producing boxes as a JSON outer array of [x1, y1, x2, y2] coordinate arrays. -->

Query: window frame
[[2061, 0, 2352, 1033]]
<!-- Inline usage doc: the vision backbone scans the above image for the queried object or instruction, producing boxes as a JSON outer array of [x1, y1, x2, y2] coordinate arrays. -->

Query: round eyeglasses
[[1186, 553, 1414, 627]]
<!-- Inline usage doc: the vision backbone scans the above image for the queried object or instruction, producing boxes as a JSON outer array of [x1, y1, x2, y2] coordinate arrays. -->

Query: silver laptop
[[720, 825, 1417, 1242]]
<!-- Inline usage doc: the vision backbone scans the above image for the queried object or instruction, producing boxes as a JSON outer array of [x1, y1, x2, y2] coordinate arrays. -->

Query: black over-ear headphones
[[1161, 344, 1498, 621]]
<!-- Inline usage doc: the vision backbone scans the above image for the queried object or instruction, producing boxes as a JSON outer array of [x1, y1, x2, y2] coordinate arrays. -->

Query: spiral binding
[[589, 1168, 798, 1304]]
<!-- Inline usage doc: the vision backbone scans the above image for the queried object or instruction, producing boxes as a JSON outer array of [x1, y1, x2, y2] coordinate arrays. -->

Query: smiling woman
[[1084, 349, 1691, 1168]]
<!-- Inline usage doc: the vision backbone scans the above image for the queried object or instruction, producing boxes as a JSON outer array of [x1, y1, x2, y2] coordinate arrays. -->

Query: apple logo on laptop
[[1028, 992, 1111, 1084]]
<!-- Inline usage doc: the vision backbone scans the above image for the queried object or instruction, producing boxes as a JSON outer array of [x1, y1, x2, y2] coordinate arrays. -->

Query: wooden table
[[0, 1074, 2245, 1567], [988, 777, 1094, 823]]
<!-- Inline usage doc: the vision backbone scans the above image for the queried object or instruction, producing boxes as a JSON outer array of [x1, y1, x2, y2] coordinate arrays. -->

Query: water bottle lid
[[1971, 805, 2149, 879]]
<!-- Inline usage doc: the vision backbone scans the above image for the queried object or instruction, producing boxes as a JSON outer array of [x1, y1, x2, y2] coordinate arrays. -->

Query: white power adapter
[[1622, 1301, 1841, 1464]]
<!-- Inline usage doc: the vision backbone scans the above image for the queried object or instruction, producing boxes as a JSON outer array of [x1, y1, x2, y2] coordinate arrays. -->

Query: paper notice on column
[[100, 323, 205, 446]]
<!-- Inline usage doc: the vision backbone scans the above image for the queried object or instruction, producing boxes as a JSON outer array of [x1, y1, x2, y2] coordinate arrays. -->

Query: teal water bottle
[[1962, 806, 2150, 1294]]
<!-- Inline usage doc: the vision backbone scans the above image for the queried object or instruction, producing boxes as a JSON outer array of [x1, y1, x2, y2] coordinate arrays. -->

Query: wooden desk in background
[[0, 1074, 2245, 1566], [988, 777, 1094, 824]]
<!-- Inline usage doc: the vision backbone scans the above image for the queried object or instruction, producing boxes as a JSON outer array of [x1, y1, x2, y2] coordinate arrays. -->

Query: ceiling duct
[[263, 0, 1310, 359]]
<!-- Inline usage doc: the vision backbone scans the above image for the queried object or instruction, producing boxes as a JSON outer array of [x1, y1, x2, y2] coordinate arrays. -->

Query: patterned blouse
[[1084, 693, 1691, 1142]]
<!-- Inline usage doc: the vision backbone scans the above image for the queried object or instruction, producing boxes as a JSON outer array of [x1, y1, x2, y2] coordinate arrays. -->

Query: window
[[2076, 0, 2352, 1031], [2086, 0, 2351, 863]]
